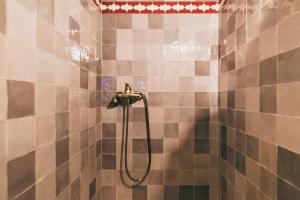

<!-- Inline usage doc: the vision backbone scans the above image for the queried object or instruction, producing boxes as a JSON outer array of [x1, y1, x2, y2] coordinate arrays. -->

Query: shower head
[[107, 83, 143, 109]]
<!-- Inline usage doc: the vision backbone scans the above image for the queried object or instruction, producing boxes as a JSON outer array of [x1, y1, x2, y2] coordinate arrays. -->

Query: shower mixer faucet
[[107, 83, 151, 188]]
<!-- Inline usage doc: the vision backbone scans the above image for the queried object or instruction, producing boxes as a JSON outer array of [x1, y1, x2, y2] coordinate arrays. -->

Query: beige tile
[[69, 153, 81, 183], [0, 79, 6, 121], [36, 172, 56, 200], [36, 18, 54, 53], [0, 34, 7, 77], [7, 117, 35, 161], [7, 0, 36, 47], [277, 115, 300, 154], [35, 84, 55, 115], [37, 0, 54, 25], [36, 115, 55, 146], [259, 26, 277, 60], [69, 133, 80, 159], [277, 83, 300, 116], [245, 87, 260, 112], [36, 51, 55, 84], [36, 144, 55, 181], [7, 39, 36, 82], [132, 14, 148, 30], [278, 11, 300, 53], [0, 121, 5, 165], [259, 140, 277, 173]]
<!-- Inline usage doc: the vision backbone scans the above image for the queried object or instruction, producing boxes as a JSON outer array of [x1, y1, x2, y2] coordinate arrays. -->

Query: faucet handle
[[124, 83, 132, 93]]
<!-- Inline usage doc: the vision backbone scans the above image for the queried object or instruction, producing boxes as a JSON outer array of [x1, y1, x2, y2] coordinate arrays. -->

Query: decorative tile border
[[93, 1, 220, 14]]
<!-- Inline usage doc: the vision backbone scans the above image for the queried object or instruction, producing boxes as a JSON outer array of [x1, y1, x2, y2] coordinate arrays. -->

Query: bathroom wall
[[0, 0, 102, 199], [100, 14, 219, 200], [218, 0, 300, 199]]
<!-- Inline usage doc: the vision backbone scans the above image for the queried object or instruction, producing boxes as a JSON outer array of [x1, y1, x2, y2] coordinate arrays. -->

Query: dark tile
[[102, 123, 116, 139], [227, 146, 236, 167], [102, 186, 116, 200], [55, 86, 69, 112], [132, 139, 147, 153], [96, 76, 101, 91], [221, 125, 227, 144], [195, 61, 210, 76], [102, 45, 116, 60], [14, 185, 35, 200], [246, 135, 259, 161], [56, 137, 69, 167], [220, 176, 227, 195], [278, 47, 300, 83], [227, 91, 235, 109], [89, 178, 96, 200], [101, 76, 116, 92], [102, 155, 116, 169], [0, 0, 6, 33], [7, 80, 35, 119], [80, 69, 88, 89], [236, 111, 245, 132], [7, 152, 35, 199], [260, 167, 277, 199], [71, 177, 80, 200], [246, 181, 260, 200], [277, 178, 300, 200], [164, 123, 179, 138], [221, 142, 227, 160], [236, 131, 246, 154], [133, 186, 147, 200], [148, 92, 164, 107], [194, 123, 209, 139], [55, 112, 69, 140], [260, 56, 277, 86], [228, 52, 235, 71], [80, 129, 89, 150], [195, 139, 209, 153], [89, 91, 96, 108], [236, 152, 246, 175], [102, 15, 117, 29], [151, 139, 163, 154], [260, 86, 277, 113], [133, 107, 145, 122], [148, 170, 163, 185], [195, 108, 210, 122], [179, 185, 193, 200], [195, 92, 210, 107], [278, 147, 300, 188], [117, 14, 132, 29], [194, 185, 209, 200], [164, 186, 179, 200], [69, 17, 80, 43], [81, 149, 88, 170], [102, 30, 116, 44], [102, 139, 116, 154], [56, 162, 69, 196]]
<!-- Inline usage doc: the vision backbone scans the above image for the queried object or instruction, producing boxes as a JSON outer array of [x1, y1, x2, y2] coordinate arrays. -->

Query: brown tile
[[195, 61, 210, 76], [102, 155, 116, 169], [277, 177, 300, 200], [102, 123, 116, 139], [195, 92, 210, 107], [103, 45, 116, 60], [148, 170, 163, 185], [102, 30, 116, 45], [164, 123, 178, 138], [179, 185, 193, 200], [278, 47, 300, 83], [259, 167, 277, 199], [164, 186, 179, 200], [117, 14, 132, 29], [194, 123, 209, 139], [163, 170, 178, 185], [246, 135, 259, 161], [55, 112, 69, 140], [69, 17, 80, 43], [260, 56, 277, 86], [278, 147, 300, 188], [245, 63, 260, 87], [7, 80, 34, 119], [71, 177, 80, 200], [56, 137, 69, 168], [0, 0, 6, 34], [102, 139, 116, 154], [148, 92, 163, 107], [103, 15, 117, 29], [56, 162, 69, 196], [195, 108, 210, 122], [133, 186, 147, 200], [14, 185, 35, 200], [151, 139, 163, 154], [179, 154, 194, 169], [148, 15, 163, 29], [260, 86, 277, 113], [7, 152, 35, 199], [132, 139, 147, 153], [80, 69, 88, 89]]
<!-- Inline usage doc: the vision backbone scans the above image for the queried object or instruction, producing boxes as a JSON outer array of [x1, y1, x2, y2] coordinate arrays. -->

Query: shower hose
[[120, 93, 151, 188]]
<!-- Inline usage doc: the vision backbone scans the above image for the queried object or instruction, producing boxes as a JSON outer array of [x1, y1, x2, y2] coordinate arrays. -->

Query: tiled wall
[[218, 0, 300, 199], [99, 14, 219, 200], [0, 0, 102, 199]]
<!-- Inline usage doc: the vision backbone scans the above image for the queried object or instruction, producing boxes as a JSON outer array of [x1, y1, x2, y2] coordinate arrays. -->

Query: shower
[[107, 83, 151, 188]]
